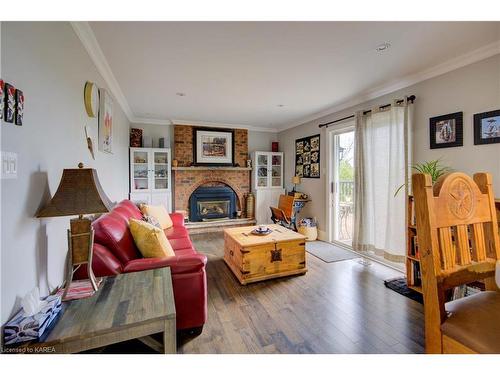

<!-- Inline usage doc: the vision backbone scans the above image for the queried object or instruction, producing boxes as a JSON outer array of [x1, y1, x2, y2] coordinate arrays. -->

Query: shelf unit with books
[[406, 195, 421, 293]]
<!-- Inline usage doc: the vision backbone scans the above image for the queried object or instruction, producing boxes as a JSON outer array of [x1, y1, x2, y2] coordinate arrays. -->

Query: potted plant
[[395, 159, 452, 197]]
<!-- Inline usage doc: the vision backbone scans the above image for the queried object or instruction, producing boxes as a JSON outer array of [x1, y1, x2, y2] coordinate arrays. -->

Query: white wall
[[248, 130, 278, 155], [278, 54, 500, 234], [1, 22, 130, 324], [130, 123, 173, 149]]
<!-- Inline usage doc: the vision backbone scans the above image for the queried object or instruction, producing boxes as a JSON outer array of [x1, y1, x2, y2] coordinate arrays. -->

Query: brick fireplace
[[173, 125, 251, 218]]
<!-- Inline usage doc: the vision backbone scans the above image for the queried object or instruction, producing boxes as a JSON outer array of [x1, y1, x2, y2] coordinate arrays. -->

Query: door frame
[[325, 121, 355, 244]]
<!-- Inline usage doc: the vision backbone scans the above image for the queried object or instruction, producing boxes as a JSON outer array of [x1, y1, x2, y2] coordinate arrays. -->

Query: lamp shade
[[36, 165, 113, 218], [292, 176, 301, 185]]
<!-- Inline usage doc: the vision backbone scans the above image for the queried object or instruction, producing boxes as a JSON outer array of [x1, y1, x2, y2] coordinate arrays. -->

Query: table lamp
[[292, 176, 301, 193], [36, 163, 112, 299]]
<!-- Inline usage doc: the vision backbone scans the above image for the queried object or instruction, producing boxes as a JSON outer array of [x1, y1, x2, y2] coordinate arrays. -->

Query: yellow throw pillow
[[129, 218, 175, 258], [140, 204, 173, 229]]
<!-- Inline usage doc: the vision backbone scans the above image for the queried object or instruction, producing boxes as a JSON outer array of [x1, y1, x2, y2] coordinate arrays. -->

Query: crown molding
[[71, 22, 134, 121], [171, 119, 279, 133], [277, 40, 500, 132], [131, 117, 173, 126]]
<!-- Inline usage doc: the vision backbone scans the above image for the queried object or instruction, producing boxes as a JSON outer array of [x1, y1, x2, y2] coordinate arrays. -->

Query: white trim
[[171, 119, 279, 133], [71, 22, 134, 121], [277, 40, 500, 132], [326, 124, 356, 245], [131, 117, 173, 126], [324, 128, 333, 242]]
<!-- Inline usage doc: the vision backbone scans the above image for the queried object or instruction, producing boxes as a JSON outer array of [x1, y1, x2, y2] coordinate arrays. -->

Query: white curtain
[[352, 99, 413, 262]]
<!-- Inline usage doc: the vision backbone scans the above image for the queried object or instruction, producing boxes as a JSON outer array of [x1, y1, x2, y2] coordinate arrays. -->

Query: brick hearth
[[173, 125, 251, 216]]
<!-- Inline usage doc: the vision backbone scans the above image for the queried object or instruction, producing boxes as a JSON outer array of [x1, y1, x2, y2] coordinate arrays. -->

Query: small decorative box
[[3, 295, 62, 345]]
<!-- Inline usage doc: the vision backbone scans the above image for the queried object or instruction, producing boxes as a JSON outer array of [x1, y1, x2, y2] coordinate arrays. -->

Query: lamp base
[[62, 217, 98, 300]]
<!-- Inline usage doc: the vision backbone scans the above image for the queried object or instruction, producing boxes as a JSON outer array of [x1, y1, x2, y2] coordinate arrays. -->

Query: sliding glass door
[[331, 129, 355, 246]]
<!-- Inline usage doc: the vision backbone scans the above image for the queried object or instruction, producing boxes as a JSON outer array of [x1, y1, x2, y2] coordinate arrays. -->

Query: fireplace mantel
[[173, 166, 252, 171]]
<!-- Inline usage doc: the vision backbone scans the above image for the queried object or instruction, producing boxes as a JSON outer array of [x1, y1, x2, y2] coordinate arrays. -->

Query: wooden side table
[[12, 267, 176, 354]]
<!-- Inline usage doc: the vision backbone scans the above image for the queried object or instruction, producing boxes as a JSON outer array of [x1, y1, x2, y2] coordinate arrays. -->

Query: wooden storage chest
[[223, 225, 307, 285]]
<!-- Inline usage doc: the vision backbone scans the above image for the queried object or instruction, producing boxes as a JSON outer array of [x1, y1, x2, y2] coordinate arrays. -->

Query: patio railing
[[339, 180, 354, 203]]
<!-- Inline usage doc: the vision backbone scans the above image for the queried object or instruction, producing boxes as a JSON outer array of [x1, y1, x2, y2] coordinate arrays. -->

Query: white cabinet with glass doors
[[251, 151, 285, 224], [252, 151, 284, 189], [129, 147, 172, 212]]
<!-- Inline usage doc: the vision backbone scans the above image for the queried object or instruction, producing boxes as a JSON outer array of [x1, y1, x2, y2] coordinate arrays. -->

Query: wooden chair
[[270, 194, 296, 231], [412, 172, 500, 354]]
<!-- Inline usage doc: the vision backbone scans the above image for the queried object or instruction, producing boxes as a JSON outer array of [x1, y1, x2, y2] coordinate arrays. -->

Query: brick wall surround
[[173, 125, 250, 216]]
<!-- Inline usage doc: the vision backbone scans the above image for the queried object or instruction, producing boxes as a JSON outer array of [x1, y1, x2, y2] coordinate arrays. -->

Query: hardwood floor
[[177, 232, 424, 354]]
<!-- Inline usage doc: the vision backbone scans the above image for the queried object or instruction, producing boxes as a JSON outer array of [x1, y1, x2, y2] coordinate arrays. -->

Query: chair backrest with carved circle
[[412, 172, 500, 289]]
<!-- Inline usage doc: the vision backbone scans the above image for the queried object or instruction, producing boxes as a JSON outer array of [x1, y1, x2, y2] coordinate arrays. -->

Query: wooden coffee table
[[224, 224, 307, 285], [18, 267, 176, 354]]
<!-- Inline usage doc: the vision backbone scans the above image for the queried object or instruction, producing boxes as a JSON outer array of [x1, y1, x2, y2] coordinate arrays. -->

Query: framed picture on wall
[[429, 112, 463, 149], [193, 127, 234, 166], [295, 134, 320, 178], [473, 109, 500, 145], [98, 88, 113, 153], [15, 89, 24, 126], [0, 79, 4, 121], [4, 83, 16, 123]]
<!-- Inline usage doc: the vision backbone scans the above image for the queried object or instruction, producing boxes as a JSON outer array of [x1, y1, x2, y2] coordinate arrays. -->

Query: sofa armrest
[[74, 243, 123, 279], [169, 212, 186, 227], [123, 253, 207, 274]]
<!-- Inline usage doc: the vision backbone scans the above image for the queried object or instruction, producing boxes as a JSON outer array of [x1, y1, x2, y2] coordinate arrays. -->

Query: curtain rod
[[318, 95, 416, 128]]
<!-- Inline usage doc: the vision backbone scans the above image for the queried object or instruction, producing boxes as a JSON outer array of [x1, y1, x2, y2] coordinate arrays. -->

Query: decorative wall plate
[[84, 81, 99, 118]]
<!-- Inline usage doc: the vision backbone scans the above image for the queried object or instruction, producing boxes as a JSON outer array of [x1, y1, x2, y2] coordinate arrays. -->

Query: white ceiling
[[88, 21, 500, 131]]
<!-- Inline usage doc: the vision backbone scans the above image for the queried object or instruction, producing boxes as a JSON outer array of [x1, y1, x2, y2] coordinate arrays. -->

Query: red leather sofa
[[76, 199, 207, 332]]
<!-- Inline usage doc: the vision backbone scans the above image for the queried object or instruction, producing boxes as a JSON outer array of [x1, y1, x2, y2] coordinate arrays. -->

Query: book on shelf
[[409, 235, 419, 257], [408, 260, 421, 287]]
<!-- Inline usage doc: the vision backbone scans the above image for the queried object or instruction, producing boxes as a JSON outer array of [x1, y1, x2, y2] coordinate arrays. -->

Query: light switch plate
[[1, 151, 18, 179]]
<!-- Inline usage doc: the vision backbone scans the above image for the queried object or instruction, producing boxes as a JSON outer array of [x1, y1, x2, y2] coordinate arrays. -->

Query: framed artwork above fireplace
[[193, 127, 234, 166]]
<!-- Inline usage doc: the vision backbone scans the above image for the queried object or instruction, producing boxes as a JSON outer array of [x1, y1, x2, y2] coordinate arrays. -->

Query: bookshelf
[[406, 195, 421, 293]]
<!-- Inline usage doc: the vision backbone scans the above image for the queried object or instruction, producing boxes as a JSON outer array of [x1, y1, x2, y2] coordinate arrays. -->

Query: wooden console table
[[16, 268, 176, 354]]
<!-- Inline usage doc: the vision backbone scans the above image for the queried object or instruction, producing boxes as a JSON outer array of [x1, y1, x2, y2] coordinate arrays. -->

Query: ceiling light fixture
[[176, 92, 186, 97], [375, 42, 391, 52]]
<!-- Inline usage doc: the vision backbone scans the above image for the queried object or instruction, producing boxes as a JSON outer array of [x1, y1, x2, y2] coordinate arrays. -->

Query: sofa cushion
[[93, 210, 141, 264], [140, 204, 173, 229], [129, 218, 175, 258], [442, 291, 500, 353], [169, 237, 195, 252]]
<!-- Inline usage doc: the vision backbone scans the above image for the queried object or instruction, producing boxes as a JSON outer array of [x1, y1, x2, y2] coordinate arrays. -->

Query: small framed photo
[[429, 112, 463, 149], [193, 128, 234, 166], [0, 79, 4, 120], [473, 109, 500, 145], [15, 89, 24, 126], [4, 83, 16, 123]]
